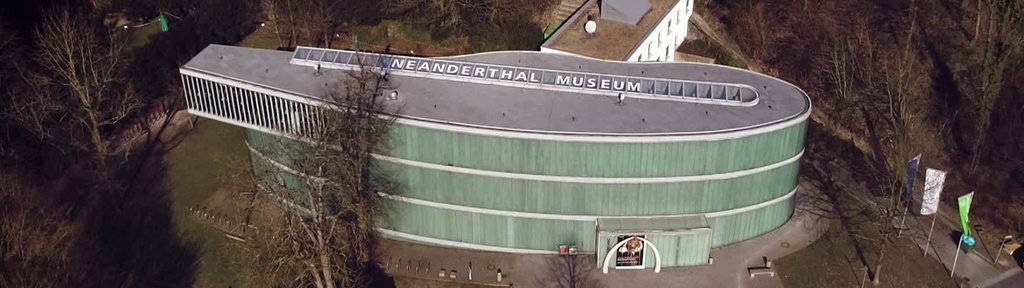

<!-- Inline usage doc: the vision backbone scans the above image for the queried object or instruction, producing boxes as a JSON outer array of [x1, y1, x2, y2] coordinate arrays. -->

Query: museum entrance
[[596, 215, 712, 272]]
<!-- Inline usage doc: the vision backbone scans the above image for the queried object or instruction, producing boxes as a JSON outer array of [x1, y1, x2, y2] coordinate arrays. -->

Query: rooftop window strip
[[294, 48, 310, 59], [323, 51, 339, 62], [308, 49, 324, 61], [290, 47, 758, 103]]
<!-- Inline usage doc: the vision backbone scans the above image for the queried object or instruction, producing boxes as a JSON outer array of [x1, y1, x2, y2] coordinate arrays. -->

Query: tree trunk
[[872, 242, 888, 286], [975, 0, 983, 43]]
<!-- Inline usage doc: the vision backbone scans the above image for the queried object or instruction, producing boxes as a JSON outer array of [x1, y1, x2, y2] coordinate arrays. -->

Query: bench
[[748, 267, 775, 278]]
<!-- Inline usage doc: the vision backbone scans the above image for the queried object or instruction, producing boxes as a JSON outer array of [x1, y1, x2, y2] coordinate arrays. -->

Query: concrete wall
[[627, 0, 694, 62]]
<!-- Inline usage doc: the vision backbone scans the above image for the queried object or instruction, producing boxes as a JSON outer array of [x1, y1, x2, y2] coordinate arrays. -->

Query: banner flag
[[920, 168, 946, 215], [904, 155, 921, 207], [159, 12, 168, 32], [958, 192, 974, 236]]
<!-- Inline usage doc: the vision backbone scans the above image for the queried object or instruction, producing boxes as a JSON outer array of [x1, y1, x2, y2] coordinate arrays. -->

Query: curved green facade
[[388, 123, 806, 178], [245, 117, 806, 253]]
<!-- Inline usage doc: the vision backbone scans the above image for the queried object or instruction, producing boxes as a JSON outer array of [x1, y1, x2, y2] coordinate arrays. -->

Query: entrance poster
[[615, 235, 646, 268]]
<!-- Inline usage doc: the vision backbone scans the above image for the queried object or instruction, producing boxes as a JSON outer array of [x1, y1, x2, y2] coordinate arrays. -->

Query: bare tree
[[386, 0, 542, 35], [246, 65, 397, 288], [261, 0, 349, 49], [968, 0, 1023, 167], [8, 8, 140, 170], [387, 0, 486, 33], [0, 173, 81, 288], [821, 3, 940, 284]]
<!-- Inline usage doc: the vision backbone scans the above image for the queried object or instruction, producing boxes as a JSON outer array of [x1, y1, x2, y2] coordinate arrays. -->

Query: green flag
[[159, 12, 168, 32], [958, 192, 974, 236]]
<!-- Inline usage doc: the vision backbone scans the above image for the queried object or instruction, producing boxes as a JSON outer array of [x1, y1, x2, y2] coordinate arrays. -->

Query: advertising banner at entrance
[[920, 168, 946, 215], [958, 192, 974, 236], [615, 235, 646, 268]]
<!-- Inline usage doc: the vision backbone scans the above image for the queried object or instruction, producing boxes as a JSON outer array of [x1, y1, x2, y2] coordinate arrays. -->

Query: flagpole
[[951, 234, 963, 277], [898, 207, 909, 237], [924, 215, 936, 257]]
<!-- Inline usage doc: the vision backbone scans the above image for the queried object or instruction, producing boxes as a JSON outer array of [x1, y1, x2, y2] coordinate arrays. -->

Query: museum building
[[178, 41, 810, 270]]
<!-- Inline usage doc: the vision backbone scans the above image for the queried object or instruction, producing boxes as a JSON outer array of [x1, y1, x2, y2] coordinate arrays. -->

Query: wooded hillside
[[707, 0, 1023, 235]]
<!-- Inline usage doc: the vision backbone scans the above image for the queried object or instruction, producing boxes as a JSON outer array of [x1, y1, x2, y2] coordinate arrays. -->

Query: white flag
[[920, 168, 947, 215]]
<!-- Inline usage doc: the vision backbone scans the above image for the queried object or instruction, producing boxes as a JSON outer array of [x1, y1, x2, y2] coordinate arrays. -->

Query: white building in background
[[541, 0, 694, 62]]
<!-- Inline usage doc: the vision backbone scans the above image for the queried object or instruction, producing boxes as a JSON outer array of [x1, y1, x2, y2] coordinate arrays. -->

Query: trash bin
[[961, 234, 977, 253]]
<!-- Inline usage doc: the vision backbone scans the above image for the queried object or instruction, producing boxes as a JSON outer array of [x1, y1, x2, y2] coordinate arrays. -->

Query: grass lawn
[[127, 20, 164, 48], [165, 118, 253, 287], [394, 276, 493, 288], [677, 37, 748, 69], [775, 224, 958, 288], [239, 25, 279, 49]]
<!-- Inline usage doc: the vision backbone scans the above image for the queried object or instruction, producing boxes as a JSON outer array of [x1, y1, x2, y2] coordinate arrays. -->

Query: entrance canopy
[[597, 215, 712, 269]]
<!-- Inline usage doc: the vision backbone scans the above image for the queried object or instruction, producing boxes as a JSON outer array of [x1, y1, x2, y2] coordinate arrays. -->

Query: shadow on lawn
[[55, 109, 201, 287], [798, 121, 889, 284]]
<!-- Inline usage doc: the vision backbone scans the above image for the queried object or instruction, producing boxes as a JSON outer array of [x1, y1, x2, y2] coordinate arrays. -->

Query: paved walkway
[[378, 182, 828, 288], [903, 209, 1023, 288]]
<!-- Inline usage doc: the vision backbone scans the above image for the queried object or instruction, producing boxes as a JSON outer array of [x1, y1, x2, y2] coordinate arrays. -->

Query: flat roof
[[542, 0, 677, 61], [181, 45, 809, 136]]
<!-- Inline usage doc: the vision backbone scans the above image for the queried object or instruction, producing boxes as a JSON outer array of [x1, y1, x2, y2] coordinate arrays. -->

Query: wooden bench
[[748, 267, 775, 278]]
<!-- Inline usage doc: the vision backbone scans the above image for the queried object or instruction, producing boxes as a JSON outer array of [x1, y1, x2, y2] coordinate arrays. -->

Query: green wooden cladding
[[381, 199, 596, 251], [244, 114, 806, 255], [378, 196, 793, 252], [379, 160, 798, 215], [388, 121, 806, 178]]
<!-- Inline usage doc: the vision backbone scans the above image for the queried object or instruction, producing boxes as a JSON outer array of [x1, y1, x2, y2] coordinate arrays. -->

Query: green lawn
[[127, 20, 164, 48], [677, 37, 748, 69], [165, 119, 253, 287], [775, 226, 958, 288]]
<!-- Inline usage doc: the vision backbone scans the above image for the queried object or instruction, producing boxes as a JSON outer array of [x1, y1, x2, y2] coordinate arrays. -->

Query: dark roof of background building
[[601, 0, 651, 25], [181, 45, 809, 136]]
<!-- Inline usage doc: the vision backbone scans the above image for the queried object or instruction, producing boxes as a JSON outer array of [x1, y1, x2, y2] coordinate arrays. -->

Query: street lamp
[[995, 235, 1014, 264]]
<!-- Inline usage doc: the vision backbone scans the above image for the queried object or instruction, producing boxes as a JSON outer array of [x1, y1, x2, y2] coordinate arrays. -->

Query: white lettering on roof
[[556, 75, 571, 86], [309, 49, 742, 100], [514, 71, 528, 81]]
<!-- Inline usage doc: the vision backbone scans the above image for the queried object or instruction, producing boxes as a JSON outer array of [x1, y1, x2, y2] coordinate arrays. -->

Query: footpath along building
[[178, 0, 809, 272]]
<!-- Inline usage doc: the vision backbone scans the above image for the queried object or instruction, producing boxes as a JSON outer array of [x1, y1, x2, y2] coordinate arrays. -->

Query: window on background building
[[196, 78, 206, 113], [243, 89, 253, 125]]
